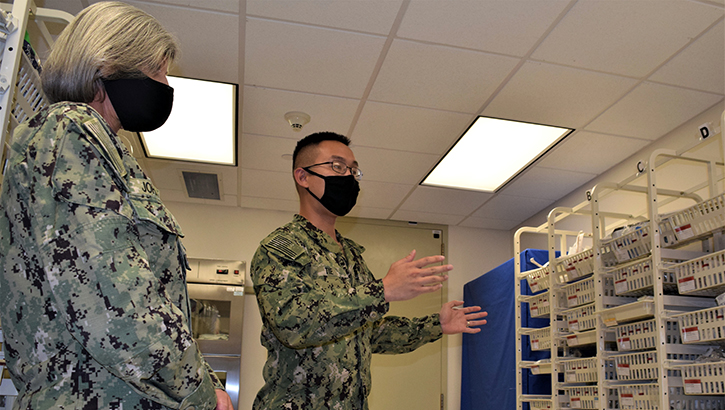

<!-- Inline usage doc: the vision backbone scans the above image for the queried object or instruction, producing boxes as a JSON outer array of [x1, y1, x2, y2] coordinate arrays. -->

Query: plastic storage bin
[[562, 386, 599, 410], [522, 291, 551, 318], [615, 319, 680, 352], [666, 193, 725, 246], [672, 249, 725, 297], [560, 357, 599, 383], [613, 351, 663, 380], [562, 276, 615, 308], [601, 299, 655, 327], [555, 248, 595, 284], [673, 306, 725, 344], [563, 303, 597, 332], [612, 256, 682, 296], [524, 326, 553, 351], [525, 266, 551, 294], [680, 361, 725, 395], [600, 223, 652, 267], [566, 329, 598, 347]]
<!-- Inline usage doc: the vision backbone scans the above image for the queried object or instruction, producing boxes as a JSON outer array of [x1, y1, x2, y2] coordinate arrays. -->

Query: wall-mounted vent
[[182, 171, 221, 200]]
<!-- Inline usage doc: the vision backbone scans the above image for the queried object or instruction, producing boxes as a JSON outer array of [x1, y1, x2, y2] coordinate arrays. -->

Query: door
[[336, 219, 445, 410]]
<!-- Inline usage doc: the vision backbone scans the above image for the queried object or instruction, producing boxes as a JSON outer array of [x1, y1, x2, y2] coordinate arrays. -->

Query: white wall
[[446, 226, 512, 410], [165, 202, 515, 410]]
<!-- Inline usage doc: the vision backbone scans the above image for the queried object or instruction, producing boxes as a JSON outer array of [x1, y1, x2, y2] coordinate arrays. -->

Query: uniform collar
[[293, 214, 343, 254]]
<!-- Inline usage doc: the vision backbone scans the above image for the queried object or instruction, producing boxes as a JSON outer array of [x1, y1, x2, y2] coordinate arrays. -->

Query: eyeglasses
[[303, 161, 363, 181]]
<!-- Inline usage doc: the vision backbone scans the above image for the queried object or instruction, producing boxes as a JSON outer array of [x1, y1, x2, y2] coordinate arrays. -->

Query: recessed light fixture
[[422, 116, 573, 192], [138, 76, 238, 165]]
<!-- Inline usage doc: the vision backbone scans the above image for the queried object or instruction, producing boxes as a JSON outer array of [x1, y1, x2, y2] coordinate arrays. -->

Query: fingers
[[413, 254, 446, 268]]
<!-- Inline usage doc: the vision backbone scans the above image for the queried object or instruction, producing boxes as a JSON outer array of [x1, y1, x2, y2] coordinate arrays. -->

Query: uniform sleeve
[[37, 124, 217, 408], [251, 242, 390, 349], [370, 314, 443, 354]]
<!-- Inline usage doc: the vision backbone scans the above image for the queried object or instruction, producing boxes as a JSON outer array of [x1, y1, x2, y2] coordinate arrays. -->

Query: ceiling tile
[[585, 82, 724, 140], [537, 131, 650, 174], [245, 18, 386, 98], [502, 166, 596, 200], [242, 86, 359, 138], [126, 1, 240, 83], [398, 186, 493, 216], [458, 216, 519, 231], [353, 102, 473, 154], [240, 134, 296, 173], [351, 146, 440, 185], [483, 61, 638, 128], [398, 0, 571, 56], [531, 0, 723, 77], [471, 194, 554, 222], [650, 20, 724, 94], [368, 40, 519, 112], [357, 181, 414, 209], [241, 169, 297, 201], [389, 209, 465, 226], [246, 0, 402, 35]]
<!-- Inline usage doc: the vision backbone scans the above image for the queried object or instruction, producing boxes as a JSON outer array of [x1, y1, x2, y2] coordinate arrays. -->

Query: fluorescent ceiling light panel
[[422, 117, 572, 192], [139, 76, 237, 165]]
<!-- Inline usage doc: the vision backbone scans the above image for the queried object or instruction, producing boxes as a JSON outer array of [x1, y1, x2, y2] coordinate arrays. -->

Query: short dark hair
[[292, 132, 351, 169]]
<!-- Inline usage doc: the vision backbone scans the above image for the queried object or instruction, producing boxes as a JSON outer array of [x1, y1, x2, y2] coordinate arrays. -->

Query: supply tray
[[554, 248, 595, 284], [562, 386, 599, 410], [525, 266, 552, 294], [612, 255, 685, 297], [522, 291, 552, 318], [663, 193, 725, 247], [523, 326, 553, 351], [679, 361, 725, 395], [612, 351, 670, 381], [562, 276, 615, 309], [673, 305, 725, 345], [521, 360, 552, 375], [563, 303, 597, 332], [616, 383, 725, 410], [600, 223, 653, 268], [565, 329, 598, 347], [672, 248, 725, 297], [601, 299, 655, 327], [560, 357, 600, 383]]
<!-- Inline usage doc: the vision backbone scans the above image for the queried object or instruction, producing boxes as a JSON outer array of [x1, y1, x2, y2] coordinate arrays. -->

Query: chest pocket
[[126, 178, 183, 236]]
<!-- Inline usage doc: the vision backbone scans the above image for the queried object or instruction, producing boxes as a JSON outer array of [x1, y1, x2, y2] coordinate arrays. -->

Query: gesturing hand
[[440, 300, 488, 334], [382, 250, 452, 302]]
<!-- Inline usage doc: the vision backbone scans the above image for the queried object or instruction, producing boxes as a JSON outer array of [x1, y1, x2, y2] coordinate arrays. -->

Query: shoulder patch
[[264, 234, 305, 261]]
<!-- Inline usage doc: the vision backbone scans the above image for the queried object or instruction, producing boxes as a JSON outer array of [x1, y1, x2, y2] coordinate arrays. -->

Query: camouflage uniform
[[0, 102, 223, 409], [252, 214, 442, 410]]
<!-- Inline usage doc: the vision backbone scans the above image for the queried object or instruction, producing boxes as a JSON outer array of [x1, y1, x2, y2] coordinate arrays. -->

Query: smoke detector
[[285, 111, 311, 132]]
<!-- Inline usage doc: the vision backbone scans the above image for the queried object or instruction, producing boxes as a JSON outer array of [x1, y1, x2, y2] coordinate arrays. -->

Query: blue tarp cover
[[461, 249, 556, 410]]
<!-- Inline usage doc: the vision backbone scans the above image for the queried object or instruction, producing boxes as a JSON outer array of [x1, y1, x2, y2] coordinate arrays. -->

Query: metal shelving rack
[[515, 110, 725, 410], [0, 2, 72, 408]]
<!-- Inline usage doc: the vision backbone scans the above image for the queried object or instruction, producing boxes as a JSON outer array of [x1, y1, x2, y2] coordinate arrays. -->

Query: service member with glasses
[[249, 131, 489, 410]]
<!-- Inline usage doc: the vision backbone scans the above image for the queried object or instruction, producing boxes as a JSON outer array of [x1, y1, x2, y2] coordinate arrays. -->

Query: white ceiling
[[32, 0, 725, 230]]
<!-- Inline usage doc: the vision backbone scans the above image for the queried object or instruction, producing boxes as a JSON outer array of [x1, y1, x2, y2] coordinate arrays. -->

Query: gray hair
[[41, 1, 178, 104]]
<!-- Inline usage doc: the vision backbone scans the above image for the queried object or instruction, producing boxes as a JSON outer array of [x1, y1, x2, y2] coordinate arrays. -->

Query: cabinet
[[514, 110, 725, 410]]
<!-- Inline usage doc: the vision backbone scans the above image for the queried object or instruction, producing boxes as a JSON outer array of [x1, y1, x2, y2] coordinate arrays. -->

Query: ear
[[294, 167, 309, 188]]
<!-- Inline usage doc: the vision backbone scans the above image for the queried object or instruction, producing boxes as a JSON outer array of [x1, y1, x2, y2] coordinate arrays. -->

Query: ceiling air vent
[[182, 171, 221, 200]]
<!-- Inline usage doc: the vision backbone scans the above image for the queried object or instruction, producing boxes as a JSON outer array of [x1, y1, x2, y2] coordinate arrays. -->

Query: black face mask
[[304, 168, 360, 217], [102, 76, 174, 132]]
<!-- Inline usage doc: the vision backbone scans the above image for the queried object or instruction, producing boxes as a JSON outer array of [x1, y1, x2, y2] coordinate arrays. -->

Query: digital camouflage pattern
[[0, 102, 223, 409], [252, 214, 442, 410]]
